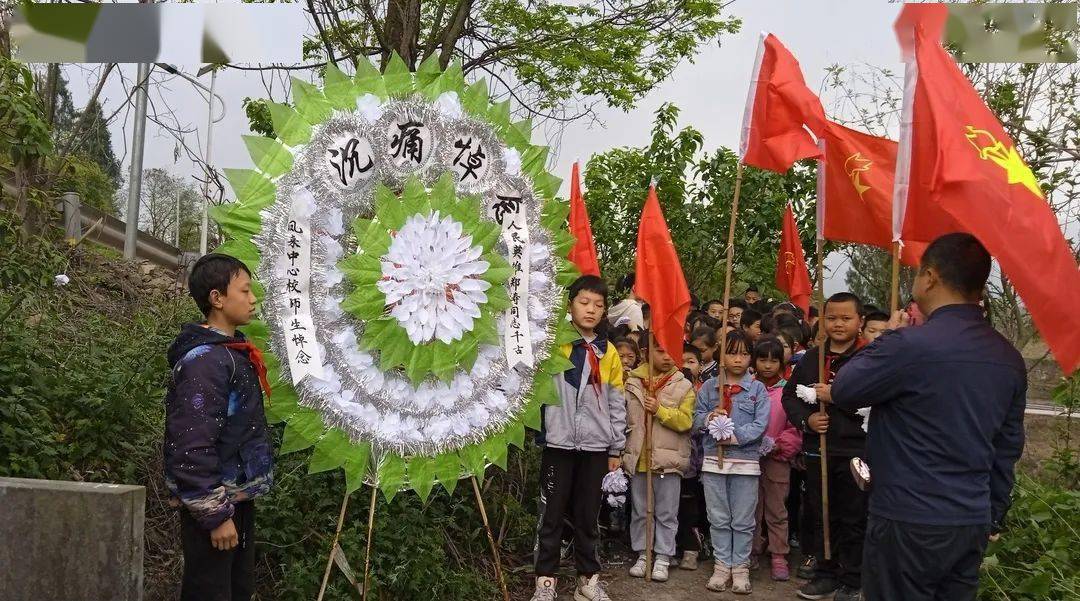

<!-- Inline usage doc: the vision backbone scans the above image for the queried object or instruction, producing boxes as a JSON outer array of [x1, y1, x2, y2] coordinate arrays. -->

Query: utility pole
[[123, 62, 151, 259], [199, 69, 218, 255], [175, 184, 181, 248]]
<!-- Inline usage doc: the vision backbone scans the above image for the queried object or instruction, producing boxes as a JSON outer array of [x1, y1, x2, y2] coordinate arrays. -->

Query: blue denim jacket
[[693, 372, 771, 461]]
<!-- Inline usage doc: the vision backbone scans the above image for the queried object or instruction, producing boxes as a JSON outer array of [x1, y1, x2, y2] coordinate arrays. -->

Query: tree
[[237, 0, 741, 123], [116, 168, 202, 249], [583, 103, 824, 302]]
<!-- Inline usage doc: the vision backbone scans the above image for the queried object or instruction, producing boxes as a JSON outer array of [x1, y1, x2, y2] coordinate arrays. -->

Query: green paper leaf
[[431, 341, 456, 383], [541, 199, 570, 230], [400, 176, 430, 216], [377, 327, 412, 370], [343, 443, 372, 495], [242, 134, 293, 178], [507, 118, 533, 151], [265, 380, 299, 423], [467, 221, 501, 252], [405, 344, 433, 384], [415, 53, 442, 89], [454, 332, 479, 372], [353, 218, 391, 257], [359, 318, 396, 351], [481, 433, 508, 470], [353, 57, 388, 99], [341, 285, 386, 320], [209, 202, 261, 241], [243, 319, 269, 347], [462, 79, 489, 116], [378, 454, 407, 501], [213, 239, 260, 273], [322, 62, 359, 110], [487, 100, 511, 132], [251, 279, 266, 303], [485, 285, 511, 313], [533, 172, 562, 200], [556, 259, 581, 286], [458, 444, 487, 478], [374, 184, 408, 230], [430, 172, 457, 211], [338, 253, 382, 283], [407, 456, 437, 502], [383, 53, 414, 97], [291, 77, 333, 124], [522, 398, 543, 429], [480, 253, 513, 284], [308, 428, 350, 474], [267, 102, 311, 146], [434, 452, 462, 494], [533, 374, 559, 406], [540, 352, 574, 375], [504, 420, 526, 449], [223, 168, 275, 209], [521, 146, 549, 178], [442, 60, 466, 91], [555, 320, 580, 346], [281, 410, 322, 454], [552, 231, 575, 256]]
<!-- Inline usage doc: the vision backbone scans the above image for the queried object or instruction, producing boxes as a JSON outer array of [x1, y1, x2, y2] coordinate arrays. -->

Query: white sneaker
[[651, 558, 670, 582], [575, 574, 612, 601], [629, 554, 647, 578], [732, 564, 752, 594], [706, 562, 732, 592], [531, 576, 558, 601]]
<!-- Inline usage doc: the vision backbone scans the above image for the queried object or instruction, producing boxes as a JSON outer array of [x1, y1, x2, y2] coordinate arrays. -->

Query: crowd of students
[[531, 274, 899, 601]]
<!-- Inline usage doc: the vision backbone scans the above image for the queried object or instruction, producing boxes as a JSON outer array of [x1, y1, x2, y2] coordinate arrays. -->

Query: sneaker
[[706, 562, 731, 592], [530, 576, 558, 601], [797, 577, 840, 600], [731, 565, 752, 594], [797, 555, 816, 580], [679, 550, 699, 571], [651, 558, 670, 582], [629, 554, 646, 578], [834, 584, 863, 601], [575, 574, 612, 601], [748, 554, 760, 570], [770, 554, 790, 581], [789, 534, 800, 549]]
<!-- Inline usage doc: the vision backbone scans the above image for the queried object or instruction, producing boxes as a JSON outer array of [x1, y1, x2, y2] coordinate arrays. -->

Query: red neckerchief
[[824, 338, 867, 383], [721, 383, 743, 415], [574, 339, 604, 407], [643, 371, 676, 397], [224, 341, 272, 405]]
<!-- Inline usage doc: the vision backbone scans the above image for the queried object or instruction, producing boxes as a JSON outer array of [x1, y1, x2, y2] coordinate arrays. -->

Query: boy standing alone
[[781, 292, 868, 601], [165, 254, 274, 601], [532, 275, 627, 601]]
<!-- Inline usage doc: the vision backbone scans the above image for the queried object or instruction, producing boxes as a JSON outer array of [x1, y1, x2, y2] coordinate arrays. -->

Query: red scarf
[[643, 371, 676, 398], [579, 340, 603, 402], [721, 383, 743, 415], [224, 341, 272, 405]]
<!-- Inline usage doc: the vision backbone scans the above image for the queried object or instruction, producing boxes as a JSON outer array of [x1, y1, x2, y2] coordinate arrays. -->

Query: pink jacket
[[760, 378, 802, 462]]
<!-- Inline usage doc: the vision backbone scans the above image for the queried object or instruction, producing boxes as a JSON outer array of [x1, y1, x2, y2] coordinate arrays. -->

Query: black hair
[[778, 324, 806, 349], [616, 272, 636, 296], [863, 304, 881, 317], [920, 233, 992, 299], [683, 343, 703, 362], [690, 326, 718, 347], [611, 323, 632, 340], [773, 311, 800, 330], [809, 306, 819, 318], [189, 253, 252, 317], [689, 292, 701, 310], [727, 298, 749, 311], [752, 335, 786, 363], [773, 301, 805, 321], [703, 298, 724, 311], [864, 311, 890, 324], [746, 285, 759, 293], [641, 303, 651, 319], [700, 315, 724, 331], [760, 312, 775, 334], [723, 328, 754, 355], [740, 309, 762, 329], [568, 275, 609, 305], [824, 292, 864, 316], [613, 337, 640, 366]]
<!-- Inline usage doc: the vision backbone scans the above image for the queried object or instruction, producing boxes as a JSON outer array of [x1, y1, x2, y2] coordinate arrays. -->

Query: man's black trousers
[[180, 500, 256, 601], [803, 454, 867, 589], [534, 447, 608, 576], [863, 514, 989, 601]]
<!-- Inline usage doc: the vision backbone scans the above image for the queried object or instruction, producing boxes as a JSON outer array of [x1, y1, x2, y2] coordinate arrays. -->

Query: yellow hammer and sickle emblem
[[783, 251, 796, 276], [844, 152, 873, 200], [964, 126, 1044, 199]]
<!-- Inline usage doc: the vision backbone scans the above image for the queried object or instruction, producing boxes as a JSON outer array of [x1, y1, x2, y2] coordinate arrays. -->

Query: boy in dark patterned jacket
[[165, 254, 273, 601]]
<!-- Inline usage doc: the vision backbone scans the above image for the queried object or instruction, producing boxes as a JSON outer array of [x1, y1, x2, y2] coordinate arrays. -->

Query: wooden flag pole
[[361, 484, 378, 601], [889, 240, 902, 314], [716, 162, 745, 464], [644, 338, 655, 582], [471, 476, 510, 601], [815, 235, 832, 561], [317, 490, 351, 601]]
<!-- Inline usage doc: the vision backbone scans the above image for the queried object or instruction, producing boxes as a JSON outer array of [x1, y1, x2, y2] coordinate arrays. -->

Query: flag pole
[[717, 162, 745, 465], [361, 483, 378, 601], [644, 332, 655, 581], [814, 140, 832, 561], [317, 490, 351, 601], [471, 475, 510, 601], [889, 241, 901, 314]]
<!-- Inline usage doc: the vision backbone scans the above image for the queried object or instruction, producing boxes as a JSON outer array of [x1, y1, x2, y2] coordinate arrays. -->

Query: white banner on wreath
[[490, 185, 534, 369], [280, 187, 325, 384]]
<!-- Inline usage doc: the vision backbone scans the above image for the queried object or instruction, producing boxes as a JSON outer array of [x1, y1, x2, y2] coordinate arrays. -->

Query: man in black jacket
[[781, 292, 868, 601], [831, 233, 1026, 601]]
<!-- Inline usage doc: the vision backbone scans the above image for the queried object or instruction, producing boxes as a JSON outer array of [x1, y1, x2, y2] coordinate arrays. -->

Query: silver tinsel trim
[[254, 96, 563, 460]]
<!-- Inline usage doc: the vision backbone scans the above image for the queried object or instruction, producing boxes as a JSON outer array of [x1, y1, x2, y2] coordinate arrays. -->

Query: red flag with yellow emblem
[[775, 203, 812, 317], [894, 4, 1080, 374], [820, 121, 926, 266]]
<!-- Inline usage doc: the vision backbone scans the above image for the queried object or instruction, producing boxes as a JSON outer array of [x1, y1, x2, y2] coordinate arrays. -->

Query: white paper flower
[[601, 470, 629, 494], [606, 494, 626, 508], [759, 435, 776, 457], [502, 147, 522, 176], [434, 91, 464, 119], [708, 414, 735, 441], [856, 407, 871, 432], [377, 211, 491, 344], [796, 384, 818, 405], [54, 274, 70, 287], [356, 94, 384, 122]]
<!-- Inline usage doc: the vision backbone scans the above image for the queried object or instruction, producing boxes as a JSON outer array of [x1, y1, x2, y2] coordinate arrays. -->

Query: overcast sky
[[64, 0, 911, 295]]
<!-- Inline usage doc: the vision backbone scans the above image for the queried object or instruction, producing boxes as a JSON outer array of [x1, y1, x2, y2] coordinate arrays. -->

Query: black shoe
[[789, 534, 801, 549], [796, 555, 816, 580], [834, 585, 863, 601], [797, 577, 840, 600]]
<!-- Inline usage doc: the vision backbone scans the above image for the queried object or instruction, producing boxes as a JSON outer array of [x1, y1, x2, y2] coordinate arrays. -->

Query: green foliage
[[843, 246, 916, 310], [0, 58, 53, 166], [47, 153, 118, 215], [1046, 375, 1080, 489], [243, 97, 275, 139], [583, 103, 826, 301]]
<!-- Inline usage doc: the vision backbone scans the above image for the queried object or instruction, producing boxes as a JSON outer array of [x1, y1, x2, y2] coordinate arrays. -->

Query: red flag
[[567, 161, 601, 277], [895, 5, 1080, 374], [820, 121, 926, 266], [634, 185, 691, 368], [740, 32, 828, 172], [775, 204, 813, 317]]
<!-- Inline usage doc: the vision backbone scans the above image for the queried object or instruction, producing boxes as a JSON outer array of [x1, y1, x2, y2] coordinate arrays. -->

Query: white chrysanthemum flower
[[377, 211, 491, 344], [434, 91, 464, 119]]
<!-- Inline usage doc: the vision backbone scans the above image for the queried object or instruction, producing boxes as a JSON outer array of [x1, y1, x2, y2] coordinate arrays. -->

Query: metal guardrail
[[58, 192, 198, 271]]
